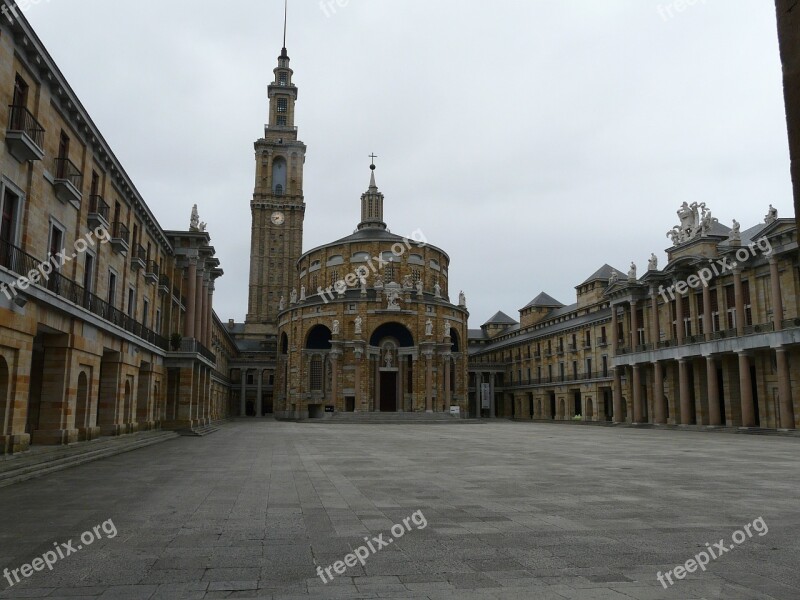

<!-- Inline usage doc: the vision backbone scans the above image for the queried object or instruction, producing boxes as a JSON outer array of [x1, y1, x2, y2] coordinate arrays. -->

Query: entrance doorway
[[380, 372, 397, 412]]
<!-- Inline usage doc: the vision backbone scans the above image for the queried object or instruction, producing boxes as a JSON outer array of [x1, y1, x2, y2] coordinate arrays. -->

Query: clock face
[[271, 211, 285, 226]]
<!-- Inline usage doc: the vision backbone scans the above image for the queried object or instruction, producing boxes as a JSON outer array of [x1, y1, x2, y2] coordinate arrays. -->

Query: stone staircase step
[[0, 430, 179, 488]]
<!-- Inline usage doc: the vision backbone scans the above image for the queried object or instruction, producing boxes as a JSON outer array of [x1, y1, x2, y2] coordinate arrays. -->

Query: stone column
[[256, 369, 263, 418], [194, 270, 204, 342], [733, 268, 745, 336], [206, 281, 215, 346], [398, 355, 406, 412], [770, 256, 784, 331], [776, 347, 795, 429], [240, 369, 247, 417], [703, 282, 712, 341], [330, 351, 340, 411], [374, 356, 381, 413], [611, 305, 618, 355], [654, 361, 666, 424], [612, 367, 623, 423], [425, 353, 433, 412], [679, 358, 691, 425], [706, 355, 721, 426], [184, 258, 197, 339], [675, 288, 685, 345], [632, 364, 642, 423], [630, 301, 639, 350], [490, 372, 497, 418], [354, 352, 362, 412], [200, 279, 209, 346], [650, 288, 660, 346], [738, 352, 755, 427], [444, 354, 451, 410]]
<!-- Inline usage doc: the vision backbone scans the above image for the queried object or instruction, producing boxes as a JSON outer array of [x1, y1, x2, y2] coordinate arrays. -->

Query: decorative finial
[[369, 153, 377, 171]]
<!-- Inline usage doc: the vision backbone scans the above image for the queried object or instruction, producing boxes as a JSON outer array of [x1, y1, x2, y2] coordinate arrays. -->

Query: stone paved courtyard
[[0, 421, 798, 600]]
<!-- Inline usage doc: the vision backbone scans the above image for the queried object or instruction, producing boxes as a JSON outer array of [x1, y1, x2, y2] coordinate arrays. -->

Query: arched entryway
[[370, 323, 414, 412]]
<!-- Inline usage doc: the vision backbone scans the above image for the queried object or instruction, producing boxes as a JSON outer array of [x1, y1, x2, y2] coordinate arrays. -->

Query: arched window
[[272, 157, 287, 194]]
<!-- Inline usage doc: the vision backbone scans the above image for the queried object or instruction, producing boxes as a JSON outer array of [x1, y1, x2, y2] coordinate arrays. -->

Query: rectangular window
[[711, 288, 720, 332], [127, 287, 136, 318], [90, 171, 100, 197], [13, 74, 29, 108], [0, 187, 19, 244], [142, 298, 150, 328], [83, 253, 95, 293], [108, 270, 117, 307], [277, 97, 288, 113], [743, 281, 753, 327], [276, 115, 287, 126], [725, 285, 736, 330], [48, 224, 64, 268], [602, 355, 608, 378], [155, 308, 162, 333]]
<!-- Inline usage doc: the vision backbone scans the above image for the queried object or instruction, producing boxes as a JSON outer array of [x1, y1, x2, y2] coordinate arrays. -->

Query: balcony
[[557, 347, 565, 356], [176, 338, 216, 363], [0, 238, 167, 350], [598, 337, 608, 347], [6, 105, 45, 162], [568, 344, 577, 353], [131, 245, 146, 271], [144, 260, 159, 285], [87, 195, 110, 231], [53, 157, 83, 208], [158, 274, 170, 297], [110, 221, 130, 254]]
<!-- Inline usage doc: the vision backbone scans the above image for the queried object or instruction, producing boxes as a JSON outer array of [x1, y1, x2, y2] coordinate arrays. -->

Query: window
[[602, 356, 608, 378], [742, 281, 753, 327], [57, 131, 70, 177], [277, 97, 288, 113], [310, 355, 323, 392], [696, 293, 705, 335], [90, 171, 100, 197], [108, 270, 117, 307], [0, 186, 20, 244], [278, 72, 288, 86], [127, 287, 136, 318], [48, 223, 64, 269], [277, 116, 287, 126], [411, 269, 421, 284], [710, 288, 720, 332], [142, 298, 150, 328], [330, 270, 339, 287], [155, 308, 162, 333], [83, 253, 95, 293], [725, 285, 736, 330], [12, 74, 28, 109], [586, 358, 592, 376]]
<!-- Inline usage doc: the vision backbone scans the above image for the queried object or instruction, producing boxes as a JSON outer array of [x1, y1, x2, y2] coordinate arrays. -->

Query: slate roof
[[522, 292, 563, 310]]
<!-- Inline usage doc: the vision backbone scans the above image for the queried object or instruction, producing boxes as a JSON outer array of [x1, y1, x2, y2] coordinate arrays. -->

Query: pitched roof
[[579, 264, 625, 286], [483, 311, 518, 326], [522, 292, 564, 310]]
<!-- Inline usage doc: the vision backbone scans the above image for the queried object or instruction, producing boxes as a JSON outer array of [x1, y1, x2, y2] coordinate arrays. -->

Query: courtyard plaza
[[0, 420, 798, 600]]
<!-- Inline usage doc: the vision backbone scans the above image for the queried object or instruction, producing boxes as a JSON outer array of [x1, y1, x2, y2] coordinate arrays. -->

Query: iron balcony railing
[[178, 338, 216, 363], [88, 195, 110, 222], [7, 105, 45, 148], [146, 261, 160, 278], [54, 157, 83, 190], [502, 371, 614, 389], [0, 238, 168, 350], [112, 221, 130, 244]]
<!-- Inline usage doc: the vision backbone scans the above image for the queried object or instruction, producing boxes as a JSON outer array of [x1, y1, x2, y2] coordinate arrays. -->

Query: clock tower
[[246, 45, 307, 326]]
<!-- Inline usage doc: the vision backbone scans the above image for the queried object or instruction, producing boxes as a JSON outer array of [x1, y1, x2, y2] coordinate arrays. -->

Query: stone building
[[228, 45, 470, 419], [0, 3, 234, 454], [273, 165, 469, 419], [471, 204, 798, 430]]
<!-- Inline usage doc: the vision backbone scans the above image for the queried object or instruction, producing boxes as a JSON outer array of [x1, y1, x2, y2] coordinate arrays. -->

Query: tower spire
[[359, 157, 386, 231], [282, 0, 288, 52]]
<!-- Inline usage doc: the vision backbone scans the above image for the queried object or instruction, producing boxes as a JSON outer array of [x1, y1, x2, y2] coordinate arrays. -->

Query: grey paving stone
[[0, 421, 797, 599]]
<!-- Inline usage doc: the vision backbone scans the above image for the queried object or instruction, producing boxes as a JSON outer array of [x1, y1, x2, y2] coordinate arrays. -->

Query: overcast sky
[[25, 1, 791, 326]]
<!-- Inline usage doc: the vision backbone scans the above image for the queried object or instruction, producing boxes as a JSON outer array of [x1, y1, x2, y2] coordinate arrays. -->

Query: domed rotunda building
[[274, 164, 470, 419]]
